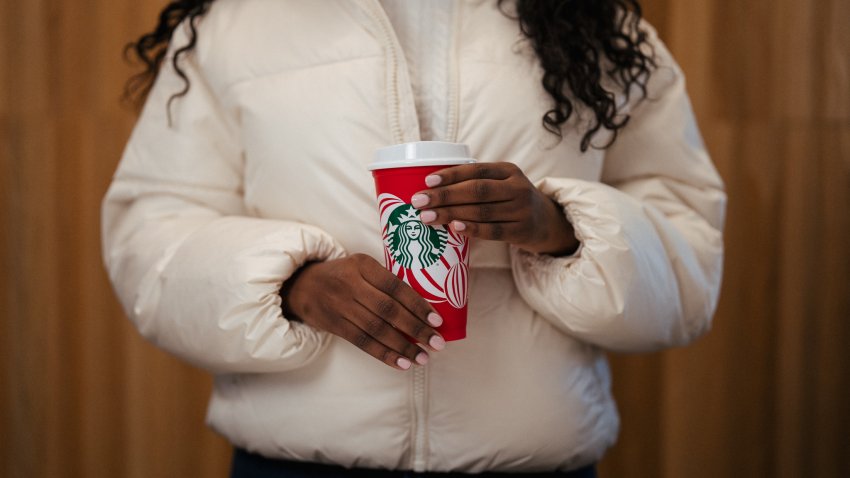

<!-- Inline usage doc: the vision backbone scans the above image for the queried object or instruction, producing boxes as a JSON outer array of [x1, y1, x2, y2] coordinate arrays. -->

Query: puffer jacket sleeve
[[101, 28, 346, 374], [510, 29, 726, 353]]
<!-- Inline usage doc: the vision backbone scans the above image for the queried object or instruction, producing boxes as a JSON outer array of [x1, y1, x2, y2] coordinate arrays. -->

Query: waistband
[[231, 448, 597, 478]]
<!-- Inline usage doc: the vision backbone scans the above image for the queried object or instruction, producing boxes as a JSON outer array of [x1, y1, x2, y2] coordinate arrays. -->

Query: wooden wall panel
[[1, 1, 848, 477], [600, 1, 850, 478], [1, 0, 232, 477]]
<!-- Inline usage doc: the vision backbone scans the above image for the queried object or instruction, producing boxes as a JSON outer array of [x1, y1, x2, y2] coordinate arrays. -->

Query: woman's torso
[[197, 0, 620, 472]]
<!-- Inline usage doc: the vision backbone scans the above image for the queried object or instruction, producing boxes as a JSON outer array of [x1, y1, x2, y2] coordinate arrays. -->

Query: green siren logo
[[386, 205, 447, 269], [378, 193, 469, 309]]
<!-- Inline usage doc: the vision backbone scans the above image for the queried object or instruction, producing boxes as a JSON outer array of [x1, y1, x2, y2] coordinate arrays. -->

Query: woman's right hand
[[283, 254, 446, 370]]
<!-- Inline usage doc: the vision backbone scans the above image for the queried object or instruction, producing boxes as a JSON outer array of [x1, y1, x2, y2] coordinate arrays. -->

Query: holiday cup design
[[378, 193, 468, 309], [369, 142, 475, 341]]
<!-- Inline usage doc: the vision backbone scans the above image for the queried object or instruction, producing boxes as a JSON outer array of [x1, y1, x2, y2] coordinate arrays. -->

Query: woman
[[103, 0, 726, 476]]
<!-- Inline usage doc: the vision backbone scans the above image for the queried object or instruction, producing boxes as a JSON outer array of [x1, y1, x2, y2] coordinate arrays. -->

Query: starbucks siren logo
[[378, 193, 468, 308], [386, 205, 447, 269]]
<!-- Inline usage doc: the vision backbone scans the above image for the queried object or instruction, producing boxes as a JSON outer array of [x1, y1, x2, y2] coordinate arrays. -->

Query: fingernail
[[429, 335, 446, 351], [425, 175, 442, 187], [415, 352, 429, 365], [427, 312, 443, 327], [420, 210, 437, 223], [411, 194, 429, 208], [452, 220, 466, 231], [397, 357, 412, 370]]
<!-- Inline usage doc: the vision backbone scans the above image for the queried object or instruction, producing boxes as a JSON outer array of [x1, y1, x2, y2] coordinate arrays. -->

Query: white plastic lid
[[369, 141, 475, 170]]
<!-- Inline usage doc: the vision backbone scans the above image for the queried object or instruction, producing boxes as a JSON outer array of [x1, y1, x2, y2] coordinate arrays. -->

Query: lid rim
[[371, 141, 472, 168], [368, 158, 476, 171]]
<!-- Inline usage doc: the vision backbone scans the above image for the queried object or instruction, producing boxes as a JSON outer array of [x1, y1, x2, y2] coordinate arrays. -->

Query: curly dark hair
[[125, 0, 655, 151], [123, 0, 214, 121]]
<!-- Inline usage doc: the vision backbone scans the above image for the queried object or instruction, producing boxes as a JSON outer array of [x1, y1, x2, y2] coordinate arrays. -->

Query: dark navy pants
[[231, 448, 597, 478]]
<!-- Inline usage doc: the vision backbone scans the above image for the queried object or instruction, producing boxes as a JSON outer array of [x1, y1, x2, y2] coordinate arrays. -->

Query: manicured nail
[[427, 313, 443, 327], [411, 194, 429, 208], [415, 352, 429, 365], [425, 175, 442, 187], [429, 335, 446, 351], [420, 210, 437, 223], [452, 220, 466, 231], [397, 357, 412, 370]]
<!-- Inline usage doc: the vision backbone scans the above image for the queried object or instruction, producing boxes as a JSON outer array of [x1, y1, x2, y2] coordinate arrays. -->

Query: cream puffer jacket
[[102, 0, 725, 473]]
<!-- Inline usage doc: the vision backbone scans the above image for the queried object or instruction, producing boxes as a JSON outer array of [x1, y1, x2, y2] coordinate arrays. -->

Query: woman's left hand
[[410, 162, 579, 256]]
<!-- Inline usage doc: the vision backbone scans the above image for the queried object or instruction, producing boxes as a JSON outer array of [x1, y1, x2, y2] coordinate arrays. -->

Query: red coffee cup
[[369, 142, 476, 341]]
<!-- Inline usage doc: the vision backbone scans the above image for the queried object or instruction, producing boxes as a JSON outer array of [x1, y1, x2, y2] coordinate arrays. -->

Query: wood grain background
[[2, 1, 848, 477]]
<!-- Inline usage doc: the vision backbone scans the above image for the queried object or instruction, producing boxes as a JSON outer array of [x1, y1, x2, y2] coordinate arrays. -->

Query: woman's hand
[[411, 162, 579, 256], [282, 254, 446, 370]]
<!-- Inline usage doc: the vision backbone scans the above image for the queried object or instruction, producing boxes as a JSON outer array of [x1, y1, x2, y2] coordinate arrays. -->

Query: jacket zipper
[[411, 365, 429, 472], [361, 0, 407, 144], [446, 0, 461, 143], [361, 1, 431, 471]]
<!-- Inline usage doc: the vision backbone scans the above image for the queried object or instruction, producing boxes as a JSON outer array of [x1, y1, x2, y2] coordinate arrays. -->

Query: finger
[[359, 260, 446, 351], [412, 179, 515, 210], [361, 258, 438, 322], [425, 162, 515, 188], [419, 200, 521, 226], [355, 278, 446, 351], [334, 315, 416, 370], [450, 220, 527, 243], [347, 302, 430, 365]]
